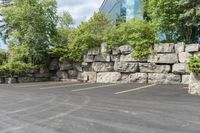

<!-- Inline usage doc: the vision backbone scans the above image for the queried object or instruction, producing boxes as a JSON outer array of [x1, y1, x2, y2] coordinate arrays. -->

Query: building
[[99, 0, 143, 23]]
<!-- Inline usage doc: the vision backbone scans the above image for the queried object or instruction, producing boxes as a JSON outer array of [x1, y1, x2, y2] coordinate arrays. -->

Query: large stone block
[[111, 55, 120, 62], [185, 44, 200, 52], [83, 55, 94, 63], [154, 43, 175, 53], [112, 47, 120, 55], [121, 73, 147, 83], [97, 72, 121, 83], [189, 74, 200, 95], [49, 59, 59, 71], [148, 73, 181, 84], [175, 43, 185, 53], [59, 61, 73, 70], [87, 48, 100, 55], [148, 54, 178, 64], [178, 52, 192, 63], [94, 55, 111, 62], [68, 70, 78, 78], [119, 45, 133, 55], [182, 75, 190, 84], [172, 63, 189, 74], [92, 62, 114, 72], [73, 63, 82, 72], [56, 71, 68, 79], [139, 63, 171, 73], [114, 62, 138, 72], [120, 54, 147, 62], [78, 72, 97, 83]]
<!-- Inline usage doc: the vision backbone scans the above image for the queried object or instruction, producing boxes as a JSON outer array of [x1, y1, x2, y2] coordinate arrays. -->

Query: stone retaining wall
[[189, 74, 200, 95], [78, 43, 200, 84]]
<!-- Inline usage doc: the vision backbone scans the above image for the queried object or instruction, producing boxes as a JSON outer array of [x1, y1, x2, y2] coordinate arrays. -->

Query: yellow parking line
[[72, 84, 120, 92], [114, 84, 157, 95], [40, 83, 93, 90]]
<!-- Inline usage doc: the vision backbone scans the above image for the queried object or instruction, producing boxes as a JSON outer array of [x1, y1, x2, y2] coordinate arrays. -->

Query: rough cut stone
[[154, 43, 175, 53], [97, 72, 121, 83], [73, 63, 82, 72], [87, 48, 100, 55], [59, 61, 73, 70], [34, 73, 50, 78], [101, 42, 108, 53], [121, 73, 147, 83], [148, 73, 181, 84], [172, 63, 189, 74], [182, 75, 190, 84], [78, 72, 97, 83], [175, 43, 185, 53], [111, 55, 120, 62], [56, 71, 68, 79], [112, 47, 120, 55], [189, 74, 200, 95], [139, 63, 171, 73], [114, 62, 138, 72], [68, 70, 78, 78], [94, 55, 111, 62], [178, 52, 192, 63], [83, 55, 94, 63], [148, 54, 178, 64], [49, 59, 59, 70], [119, 45, 133, 55], [18, 77, 35, 83], [120, 54, 147, 62], [185, 44, 200, 52], [92, 62, 113, 72]]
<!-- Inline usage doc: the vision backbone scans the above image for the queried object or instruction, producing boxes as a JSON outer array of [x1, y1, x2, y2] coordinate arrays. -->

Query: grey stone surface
[[68, 70, 78, 78], [56, 71, 68, 79], [49, 59, 59, 71], [121, 73, 147, 83], [172, 63, 189, 74], [73, 63, 82, 72], [193, 51, 200, 57], [94, 55, 111, 62], [18, 77, 35, 83], [185, 44, 200, 52], [111, 55, 120, 62], [148, 54, 178, 64], [120, 54, 147, 62], [97, 72, 121, 83], [112, 47, 120, 55], [139, 63, 171, 73], [92, 62, 113, 72], [78, 72, 97, 83], [182, 75, 190, 84], [59, 61, 73, 70], [87, 48, 100, 55], [175, 43, 185, 53], [34, 73, 50, 78], [189, 73, 200, 95], [178, 52, 192, 63], [114, 62, 138, 72], [154, 43, 175, 53], [119, 45, 133, 55], [148, 73, 181, 84], [83, 55, 94, 63]]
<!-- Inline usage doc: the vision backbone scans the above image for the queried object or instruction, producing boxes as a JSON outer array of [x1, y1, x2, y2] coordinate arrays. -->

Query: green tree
[[0, 0, 57, 65], [0, 49, 6, 65]]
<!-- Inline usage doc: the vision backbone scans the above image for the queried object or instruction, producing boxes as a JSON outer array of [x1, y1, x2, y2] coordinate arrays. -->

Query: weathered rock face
[[73, 63, 82, 72], [185, 44, 200, 52], [59, 61, 73, 70], [182, 75, 190, 84], [189, 74, 200, 95], [154, 43, 175, 53], [139, 63, 171, 73], [148, 54, 178, 64], [121, 73, 147, 83], [178, 52, 192, 63], [94, 55, 111, 62], [97, 72, 121, 83], [119, 45, 133, 55], [49, 59, 59, 71], [83, 55, 94, 63], [114, 62, 138, 72], [68, 70, 78, 78], [120, 54, 147, 62], [92, 62, 113, 72], [175, 43, 185, 53], [112, 47, 120, 55], [172, 63, 189, 74], [148, 73, 181, 84], [78, 72, 97, 83], [18, 77, 35, 83], [56, 71, 68, 79]]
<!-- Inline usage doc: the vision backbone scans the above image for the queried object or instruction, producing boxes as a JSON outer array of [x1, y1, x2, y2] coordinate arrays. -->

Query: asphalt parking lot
[[0, 82, 200, 133]]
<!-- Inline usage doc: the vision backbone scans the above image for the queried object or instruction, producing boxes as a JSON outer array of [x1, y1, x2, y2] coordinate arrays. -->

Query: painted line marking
[[72, 83, 121, 92], [40, 83, 93, 90], [15, 82, 72, 88], [114, 84, 157, 95]]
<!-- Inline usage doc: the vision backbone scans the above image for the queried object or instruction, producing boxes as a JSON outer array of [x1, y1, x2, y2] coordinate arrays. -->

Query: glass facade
[[99, 0, 143, 23]]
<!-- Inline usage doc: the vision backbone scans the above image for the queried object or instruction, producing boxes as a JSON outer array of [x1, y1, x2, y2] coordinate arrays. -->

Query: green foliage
[[188, 56, 200, 74], [0, 49, 6, 65], [106, 19, 156, 58], [0, 0, 57, 65], [0, 60, 35, 76]]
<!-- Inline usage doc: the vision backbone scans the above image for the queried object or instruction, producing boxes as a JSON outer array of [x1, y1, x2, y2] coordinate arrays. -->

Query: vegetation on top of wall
[[106, 19, 156, 58], [188, 56, 200, 74]]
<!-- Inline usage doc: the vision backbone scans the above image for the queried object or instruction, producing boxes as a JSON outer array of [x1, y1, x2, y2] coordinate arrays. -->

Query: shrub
[[106, 19, 156, 58], [188, 56, 200, 74]]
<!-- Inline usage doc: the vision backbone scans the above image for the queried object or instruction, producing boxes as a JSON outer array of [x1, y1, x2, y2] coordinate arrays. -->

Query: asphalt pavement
[[0, 81, 199, 133]]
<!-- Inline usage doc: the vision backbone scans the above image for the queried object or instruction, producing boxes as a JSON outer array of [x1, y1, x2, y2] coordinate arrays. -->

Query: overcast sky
[[57, 0, 103, 26]]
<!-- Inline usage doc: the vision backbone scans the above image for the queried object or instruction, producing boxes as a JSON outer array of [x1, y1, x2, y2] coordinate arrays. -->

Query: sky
[[57, 0, 103, 25]]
